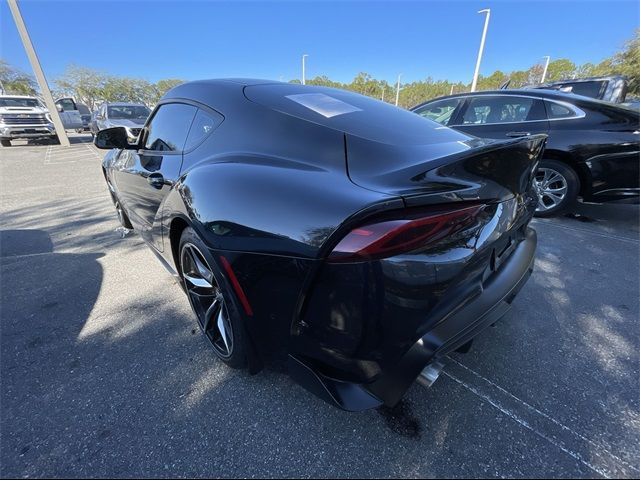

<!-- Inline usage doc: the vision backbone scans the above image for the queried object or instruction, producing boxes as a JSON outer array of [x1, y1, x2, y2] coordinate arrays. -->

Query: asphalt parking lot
[[1, 136, 638, 478]]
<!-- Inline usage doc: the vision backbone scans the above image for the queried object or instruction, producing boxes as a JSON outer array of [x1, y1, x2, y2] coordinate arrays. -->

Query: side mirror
[[56, 104, 64, 112], [94, 127, 137, 150]]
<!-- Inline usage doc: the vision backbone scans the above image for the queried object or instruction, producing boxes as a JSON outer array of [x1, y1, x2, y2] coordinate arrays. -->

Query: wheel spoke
[[203, 296, 221, 333], [183, 273, 213, 289], [217, 308, 231, 353]]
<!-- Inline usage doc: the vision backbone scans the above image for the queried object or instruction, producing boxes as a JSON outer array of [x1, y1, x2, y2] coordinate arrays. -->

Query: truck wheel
[[1, 139, 11, 147]]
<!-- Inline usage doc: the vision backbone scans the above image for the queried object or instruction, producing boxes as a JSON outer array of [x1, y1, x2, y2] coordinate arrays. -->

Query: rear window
[[244, 84, 470, 146], [556, 81, 605, 99]]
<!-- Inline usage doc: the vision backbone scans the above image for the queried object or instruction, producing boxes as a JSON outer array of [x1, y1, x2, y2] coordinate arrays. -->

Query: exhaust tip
[[417, 361, 445, 388]]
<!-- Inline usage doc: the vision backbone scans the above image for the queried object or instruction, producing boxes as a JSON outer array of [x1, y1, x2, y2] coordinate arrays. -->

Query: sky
[[1, 0, 638, 86]]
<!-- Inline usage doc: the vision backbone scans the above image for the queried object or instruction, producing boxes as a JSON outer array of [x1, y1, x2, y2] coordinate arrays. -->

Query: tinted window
[[556, 81, 604, 99], [462, 96, 543, 124], [414, 98, 461, 125], [546, 101, 576, 119], [145, 103, 197, 152], [184, 109, 223, 150]]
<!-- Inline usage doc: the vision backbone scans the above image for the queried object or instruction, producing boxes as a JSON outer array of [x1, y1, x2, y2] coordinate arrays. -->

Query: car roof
[[411, 88, 605, 110]]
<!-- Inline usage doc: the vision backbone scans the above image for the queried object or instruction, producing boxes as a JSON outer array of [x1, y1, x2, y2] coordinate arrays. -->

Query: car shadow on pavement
[[2, 208, 638, 477]]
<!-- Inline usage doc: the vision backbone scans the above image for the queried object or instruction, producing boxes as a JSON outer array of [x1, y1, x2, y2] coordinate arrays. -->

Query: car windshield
[[107, 105, 150, 120], [0, 97, 43, 108]]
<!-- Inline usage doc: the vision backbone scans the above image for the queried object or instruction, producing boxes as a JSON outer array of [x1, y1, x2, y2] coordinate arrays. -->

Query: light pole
[[302, 54, 309, 85], [471, 8, 491, 92], [381, 84, 385, 102], [541, 56, 551, 83], [7, 0, 70, 146], [395, 74, 402, 106]]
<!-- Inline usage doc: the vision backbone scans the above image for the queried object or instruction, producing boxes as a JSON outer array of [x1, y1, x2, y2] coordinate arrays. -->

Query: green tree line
[[1, 30, 637, 110]]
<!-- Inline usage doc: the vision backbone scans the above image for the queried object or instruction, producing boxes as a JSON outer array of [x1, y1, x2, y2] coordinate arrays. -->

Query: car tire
[[114, 198, 133, 229], [51, 135, 60, 145], [1, 139, 11, 147], [534, 160, 580, 218], [178, 227, 248, 369]]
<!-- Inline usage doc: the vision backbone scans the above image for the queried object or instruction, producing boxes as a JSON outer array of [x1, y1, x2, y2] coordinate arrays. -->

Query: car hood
[[106, 118, 146, 128]]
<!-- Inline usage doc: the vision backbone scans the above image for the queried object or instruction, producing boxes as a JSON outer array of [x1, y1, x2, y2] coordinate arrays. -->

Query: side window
[[414, 98, 461, 126], [184, 109, 223, 150], [57, 98, 76, 111], [462, 96, 539, 124], [545, 101, 577, 119], [144, 103, 197, 152]]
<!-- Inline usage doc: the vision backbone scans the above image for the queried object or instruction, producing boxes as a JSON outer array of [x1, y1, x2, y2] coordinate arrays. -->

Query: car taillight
[[328, 204, 485, 263]]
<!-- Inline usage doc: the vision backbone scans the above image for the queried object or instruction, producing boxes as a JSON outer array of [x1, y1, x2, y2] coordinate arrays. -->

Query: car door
[[451, 95, 549, 140], [113, 102, 198, 251], [55, 97, 83, 129]]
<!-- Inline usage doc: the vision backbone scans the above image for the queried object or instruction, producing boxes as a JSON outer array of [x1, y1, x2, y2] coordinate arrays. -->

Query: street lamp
[[471, 8, 491, 92], [395, 73, 402, 106], [541, 56, 551, 83], [302, 54, 309, 85]]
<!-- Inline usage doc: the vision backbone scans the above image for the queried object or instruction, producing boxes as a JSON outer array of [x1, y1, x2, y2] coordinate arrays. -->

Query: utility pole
[[302, 54, 308, 85], [541, 56, 551, 83], [395, 74, 402, 106], [381, 84, 385, 102], [471, 8, 491, 93], [7, 0, 70, 146]]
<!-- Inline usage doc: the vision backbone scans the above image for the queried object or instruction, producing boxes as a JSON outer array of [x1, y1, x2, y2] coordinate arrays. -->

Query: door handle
[[506, 131, 531, 138], [147, 172, 164, 189]]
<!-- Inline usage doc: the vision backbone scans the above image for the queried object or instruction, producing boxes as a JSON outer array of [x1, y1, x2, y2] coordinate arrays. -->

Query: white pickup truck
[[0, 95, 83, 147]]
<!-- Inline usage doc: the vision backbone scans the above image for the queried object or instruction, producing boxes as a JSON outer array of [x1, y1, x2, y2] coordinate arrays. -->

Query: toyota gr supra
[[96, 79, 546, 411]]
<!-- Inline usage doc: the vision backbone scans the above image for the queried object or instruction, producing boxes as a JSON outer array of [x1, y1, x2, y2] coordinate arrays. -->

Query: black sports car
[[412, 89, 640, 216], [96, 79, 546, 411]]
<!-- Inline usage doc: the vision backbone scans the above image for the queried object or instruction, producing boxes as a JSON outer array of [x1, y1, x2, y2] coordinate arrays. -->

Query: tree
[[0, 60, 37, 95], [544, 59, 576, 82], [153, 78, 185, 103], [55, 65, 107, 110], [609, 29, 640, 95]]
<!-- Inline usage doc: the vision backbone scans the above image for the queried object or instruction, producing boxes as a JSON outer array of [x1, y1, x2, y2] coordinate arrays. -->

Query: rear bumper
[[289, 227, 537, 411]]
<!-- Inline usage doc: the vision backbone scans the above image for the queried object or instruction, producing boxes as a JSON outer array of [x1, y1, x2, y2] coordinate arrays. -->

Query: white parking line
[[444, 357, 639, 478], [43, 144, 104, 165]]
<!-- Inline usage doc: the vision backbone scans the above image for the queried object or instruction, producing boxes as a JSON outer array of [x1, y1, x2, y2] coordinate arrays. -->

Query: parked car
[[96, 79, 546, 411], [412, 89, 640, 216], [0, 95, 57, 146], [54, 97, 86, 131], [91, 102, 150, 142], [530, 75, 628, 104]]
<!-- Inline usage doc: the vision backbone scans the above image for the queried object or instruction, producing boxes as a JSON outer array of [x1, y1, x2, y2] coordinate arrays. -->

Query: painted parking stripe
[[444, 357, 639, 478]]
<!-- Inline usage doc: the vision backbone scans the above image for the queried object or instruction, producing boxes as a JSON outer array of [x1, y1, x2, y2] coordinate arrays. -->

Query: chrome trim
[[448, 94, 586, 127], [593, 188, 640, 196]]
